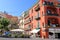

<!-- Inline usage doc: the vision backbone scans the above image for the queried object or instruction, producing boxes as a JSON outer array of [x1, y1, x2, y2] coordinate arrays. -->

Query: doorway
[[55, 33, 60, 39]]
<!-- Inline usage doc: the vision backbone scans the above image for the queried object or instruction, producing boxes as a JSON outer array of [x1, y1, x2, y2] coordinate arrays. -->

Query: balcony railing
[[48, 24, 60, 28], [56, 3, 60, 7], [35, 15, 40, 20], [43, 24, 60, 28], [43, 1, 54, 6], [44, 10, 59, 16], [25, 26, 31, 30], [24, 11, 29, 18], [35, 5, 40, 11], [24, 18, 31, 24], [35, 7, 40, 11], [46, 13, 59, 16]]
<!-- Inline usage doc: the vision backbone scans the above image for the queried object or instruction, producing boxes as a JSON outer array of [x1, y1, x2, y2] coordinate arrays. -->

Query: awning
[[10, 29, 24, 32], [30, 29, 40, 33]]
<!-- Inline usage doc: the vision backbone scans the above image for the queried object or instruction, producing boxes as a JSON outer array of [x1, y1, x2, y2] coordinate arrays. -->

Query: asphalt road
[[0, 38, 60, 40]]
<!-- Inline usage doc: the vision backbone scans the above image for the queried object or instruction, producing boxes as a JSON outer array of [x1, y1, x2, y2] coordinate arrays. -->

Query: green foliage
[[0, 18, 10, 27], [0, 18, 10, 30], [0, 24, 3, 29]]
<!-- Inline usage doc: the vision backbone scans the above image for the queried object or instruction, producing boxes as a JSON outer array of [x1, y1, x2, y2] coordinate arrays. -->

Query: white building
[[19, 12, 25, 29]]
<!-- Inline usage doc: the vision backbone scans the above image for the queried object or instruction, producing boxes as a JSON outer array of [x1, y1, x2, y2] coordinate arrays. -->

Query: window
[[48, 20, 50, 26], [47, 9, 51, 14], [32, 16, 33, 21], [42, 11, 44, 16], [32, 23, 33, 28], [43, 1, 47, 5], [28, 25, 31, 28], [50, 2, 53, 5], [32, 9, 33, 13], [38, 12, 40, 17], [42, 23, 44, 27], [37, 21, 40, 28], [47, 1, 50, 5], [43, 1, 54, 6], [57, 3, 60, 7], [29, 18, 31, 22], [35, 12, 40, 20], [48, 18, 59, 27]]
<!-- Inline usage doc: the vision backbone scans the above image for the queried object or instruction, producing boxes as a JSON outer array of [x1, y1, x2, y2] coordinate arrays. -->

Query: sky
[[0, 0, 38, 16]]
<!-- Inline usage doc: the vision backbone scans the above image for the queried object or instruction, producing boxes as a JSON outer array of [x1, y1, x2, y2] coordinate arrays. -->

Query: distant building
[[19, 12, 25, 29], [0, 12, 6, 18], [0, 11, 19, 29]]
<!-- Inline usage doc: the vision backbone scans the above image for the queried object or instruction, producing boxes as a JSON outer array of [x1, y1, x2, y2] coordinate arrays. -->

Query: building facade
[[24, 0, 60, 39], [19, 12, 25, 29]]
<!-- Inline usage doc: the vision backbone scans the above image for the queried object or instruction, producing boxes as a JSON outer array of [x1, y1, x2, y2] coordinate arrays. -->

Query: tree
[[0, 24, 3, 29], [0, 18, 10, 31]]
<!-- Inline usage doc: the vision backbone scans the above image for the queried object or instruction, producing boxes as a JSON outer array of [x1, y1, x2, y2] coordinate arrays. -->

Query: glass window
[[32, 16, 33, 20], [37, 12, 40, 17], [47, 9, 51, 14], [32, 23, 33, 28], [37, 21, 40, 28], [32, 9, 33, 13]]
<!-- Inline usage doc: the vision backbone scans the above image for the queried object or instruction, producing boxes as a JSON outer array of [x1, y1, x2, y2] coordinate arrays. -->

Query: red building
[[24, 0, 60, 39]]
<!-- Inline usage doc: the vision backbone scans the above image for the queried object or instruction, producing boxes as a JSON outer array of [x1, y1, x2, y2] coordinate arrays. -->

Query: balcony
[[35, 15, 40, 20], [35, 7, 40, 11], [35, 5, 40, 11], [35, 16, 40, 20], [43, 1, 47, 5], [56, 3, 60, 7], [43, 1, 54, 6], [24, 11, 29, 18], [43, 23, 60, 28], [46, 10, 59, 16], [24, 20, 30, 24], [46, 13, 59, 16], [24, 18, 31, 24], [48, 24, 60, 28], [25, 25, 31, 31]]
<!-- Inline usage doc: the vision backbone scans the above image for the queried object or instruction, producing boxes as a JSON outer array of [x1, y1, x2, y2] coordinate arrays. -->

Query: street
[[0, 38, 60, 40]]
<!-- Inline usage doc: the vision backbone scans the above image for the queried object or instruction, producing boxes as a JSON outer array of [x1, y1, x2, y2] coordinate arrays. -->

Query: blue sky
[[0, 0, 38, 16]]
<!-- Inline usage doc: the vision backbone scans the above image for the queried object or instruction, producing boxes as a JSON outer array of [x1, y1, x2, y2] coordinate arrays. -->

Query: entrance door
[[58, 33, 60, 39], [55, 33, 60, 39]]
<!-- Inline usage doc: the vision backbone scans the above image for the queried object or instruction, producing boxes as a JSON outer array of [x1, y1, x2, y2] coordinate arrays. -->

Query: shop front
[[49, 28, 60, 39]]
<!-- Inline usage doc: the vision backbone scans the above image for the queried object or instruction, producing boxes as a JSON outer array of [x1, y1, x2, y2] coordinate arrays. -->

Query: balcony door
[[48, 18, 59, 27]]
